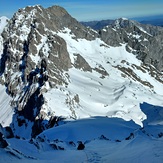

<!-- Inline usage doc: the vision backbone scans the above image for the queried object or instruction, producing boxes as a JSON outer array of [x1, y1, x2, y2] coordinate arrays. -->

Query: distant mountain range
[[134, 14, 163, 27], [81, 19, 114, 30], [81, 14, 163, 30]]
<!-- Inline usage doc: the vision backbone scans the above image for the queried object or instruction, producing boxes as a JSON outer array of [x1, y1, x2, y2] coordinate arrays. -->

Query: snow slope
[[0, 16, 8, 34], [0, 85, 13, 127], [0, 16, 12, 127], [1, 114, 163, 163], [41, 27, 163, 127]]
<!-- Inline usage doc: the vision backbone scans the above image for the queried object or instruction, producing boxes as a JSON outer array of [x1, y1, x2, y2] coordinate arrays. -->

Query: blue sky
[[0, 0, 163, 21]]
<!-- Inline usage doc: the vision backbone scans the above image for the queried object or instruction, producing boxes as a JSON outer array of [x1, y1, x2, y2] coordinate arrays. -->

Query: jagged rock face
[[1, 6, 70, 88], [46, 6, 98, 40], [0, 133, 8, 148], [0, 124, 14, 148], [99, 18, 163, 71], [0, 5, 100, 92], [74, 53, 92, 72], [0, 5, 98, 138], [0, 5, 98, 89], [0, 7, 82, 91]]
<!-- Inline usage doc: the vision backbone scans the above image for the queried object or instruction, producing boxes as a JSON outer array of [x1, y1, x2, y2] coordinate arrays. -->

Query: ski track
[[84, 150, 102, 163]]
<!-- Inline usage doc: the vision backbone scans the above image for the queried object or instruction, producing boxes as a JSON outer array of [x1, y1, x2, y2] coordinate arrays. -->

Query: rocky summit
[[0, 5, 163, 162]]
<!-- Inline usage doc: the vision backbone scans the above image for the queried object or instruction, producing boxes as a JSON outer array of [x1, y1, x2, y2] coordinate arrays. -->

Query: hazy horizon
[[0, 0, 163, 21]]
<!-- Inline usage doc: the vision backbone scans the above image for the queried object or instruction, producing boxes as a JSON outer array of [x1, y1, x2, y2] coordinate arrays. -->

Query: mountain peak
[[46, 5, 69, 17], [20, 5, 69, 18], [113, 17, 137, 28]]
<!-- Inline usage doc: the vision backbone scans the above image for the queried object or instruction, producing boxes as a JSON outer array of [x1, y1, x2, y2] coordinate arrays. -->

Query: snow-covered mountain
[[0, 5, 163, 162], [81, 15, 163, 30]]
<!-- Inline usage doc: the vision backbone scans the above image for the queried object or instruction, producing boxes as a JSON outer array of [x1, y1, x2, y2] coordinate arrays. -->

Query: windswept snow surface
[[0, 85, 13, 127]]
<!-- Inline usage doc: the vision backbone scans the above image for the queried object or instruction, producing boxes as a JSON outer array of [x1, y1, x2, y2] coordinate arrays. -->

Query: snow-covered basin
[[39, 116, 139, 142]]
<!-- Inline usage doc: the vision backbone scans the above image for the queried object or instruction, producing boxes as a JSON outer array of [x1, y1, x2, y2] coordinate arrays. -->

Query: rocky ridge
[[99, 18, 163, 71], [0, 5, 98, 138]]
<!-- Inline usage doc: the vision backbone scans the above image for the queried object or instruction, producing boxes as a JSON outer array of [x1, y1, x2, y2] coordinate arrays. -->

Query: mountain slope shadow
[[140, 102, 163, 138], [38, 116, 140, 142]]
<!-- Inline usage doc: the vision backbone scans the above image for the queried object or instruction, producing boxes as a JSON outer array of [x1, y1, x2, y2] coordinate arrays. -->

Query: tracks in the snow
[[84, 150, 102, 163]]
